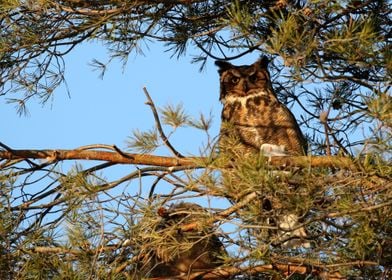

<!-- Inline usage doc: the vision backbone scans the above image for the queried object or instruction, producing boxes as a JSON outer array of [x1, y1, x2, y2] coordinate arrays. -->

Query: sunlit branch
[[0, 148, 363, 170], [26, 243, 381, 280]]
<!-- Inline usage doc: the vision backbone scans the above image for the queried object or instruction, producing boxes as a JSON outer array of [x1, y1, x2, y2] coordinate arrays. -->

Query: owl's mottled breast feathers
[[215, 57, 307, 156]]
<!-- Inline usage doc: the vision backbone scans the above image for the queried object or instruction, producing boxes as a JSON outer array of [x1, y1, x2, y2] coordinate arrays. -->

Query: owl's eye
[[248, 74, 258, 83], [231, 77, 240, 84]]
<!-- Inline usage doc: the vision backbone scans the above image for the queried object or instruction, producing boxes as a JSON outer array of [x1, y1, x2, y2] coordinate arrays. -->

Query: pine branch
[[0, 148, 362, 170], [0, 148, 194, 167], [26, 244, 381, 280]]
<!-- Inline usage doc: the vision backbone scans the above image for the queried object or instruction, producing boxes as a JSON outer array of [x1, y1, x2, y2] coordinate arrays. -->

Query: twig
[[178, 192, 258, 232], [0, 141, 14, 151], [142, 87, 184, 158], [217, 192, 258, 218], [30, 245, 116, 255], [326, 200, 392, 218]]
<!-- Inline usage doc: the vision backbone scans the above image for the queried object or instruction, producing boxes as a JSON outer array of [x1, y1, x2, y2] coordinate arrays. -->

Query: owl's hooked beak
[[241, 80, 249, 93]]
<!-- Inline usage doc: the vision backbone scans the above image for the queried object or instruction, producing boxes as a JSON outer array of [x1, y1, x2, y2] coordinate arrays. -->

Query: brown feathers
[[143, 203, 226, 278], [216, 57, 307, 156]]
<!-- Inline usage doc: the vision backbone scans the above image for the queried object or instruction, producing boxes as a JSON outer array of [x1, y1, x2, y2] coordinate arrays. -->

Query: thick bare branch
[[0, 149, 195, 167], [0, 148, 361, 170]]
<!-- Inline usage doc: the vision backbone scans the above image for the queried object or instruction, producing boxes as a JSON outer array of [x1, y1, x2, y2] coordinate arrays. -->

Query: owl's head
[[215, 56, 272, 102]]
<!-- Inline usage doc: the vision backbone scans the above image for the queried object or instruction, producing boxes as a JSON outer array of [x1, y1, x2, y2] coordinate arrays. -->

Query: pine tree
[[0, 1, 391, 279]]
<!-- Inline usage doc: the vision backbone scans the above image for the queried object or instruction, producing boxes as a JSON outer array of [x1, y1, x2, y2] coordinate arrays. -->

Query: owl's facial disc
[[216, 57, 272, 101], [222, 67, 268, 97]]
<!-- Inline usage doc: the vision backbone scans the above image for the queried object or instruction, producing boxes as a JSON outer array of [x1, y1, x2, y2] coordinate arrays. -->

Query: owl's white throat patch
[[222, 90, 268, 106]]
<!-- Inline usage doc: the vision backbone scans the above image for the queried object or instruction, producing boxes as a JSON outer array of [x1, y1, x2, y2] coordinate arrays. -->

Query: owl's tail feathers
[[277, 214, 311, 249]]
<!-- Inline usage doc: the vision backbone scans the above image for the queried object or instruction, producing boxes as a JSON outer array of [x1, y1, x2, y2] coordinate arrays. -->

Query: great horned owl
[[142, 202, 226, 278], [215, 57, 309, 248], [215, 56, 307, 157]]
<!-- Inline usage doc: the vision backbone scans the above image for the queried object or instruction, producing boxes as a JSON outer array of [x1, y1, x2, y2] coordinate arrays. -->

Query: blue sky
[[0, 42, 253, 211], [2, 42, 258, 155], [1, 41, 251, 234]]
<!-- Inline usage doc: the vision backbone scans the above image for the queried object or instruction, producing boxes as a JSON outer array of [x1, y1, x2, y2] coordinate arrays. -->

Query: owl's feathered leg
[[260, 143, 288, 157], [262, 197, 310, 249], [260, 143, 291, 177], [276, 214, 310, 249]]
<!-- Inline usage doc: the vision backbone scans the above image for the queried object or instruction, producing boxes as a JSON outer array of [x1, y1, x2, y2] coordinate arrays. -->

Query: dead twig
[[143, 87, 184, 158]]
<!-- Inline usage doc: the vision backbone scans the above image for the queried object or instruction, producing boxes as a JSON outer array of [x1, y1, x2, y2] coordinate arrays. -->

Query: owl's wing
[[280, 104, 308, 155]]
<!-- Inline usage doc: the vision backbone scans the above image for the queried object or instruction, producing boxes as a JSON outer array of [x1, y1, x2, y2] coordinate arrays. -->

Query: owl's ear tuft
[[255, 56, 270, 69], [215, 60, 233, 74]]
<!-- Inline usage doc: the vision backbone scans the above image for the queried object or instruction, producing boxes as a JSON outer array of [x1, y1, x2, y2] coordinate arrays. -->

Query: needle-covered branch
[[0, 147, 363, 170], [1, 142, 390, 278], [24, 244, 379, 279], [1, 0, 389, 115]]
